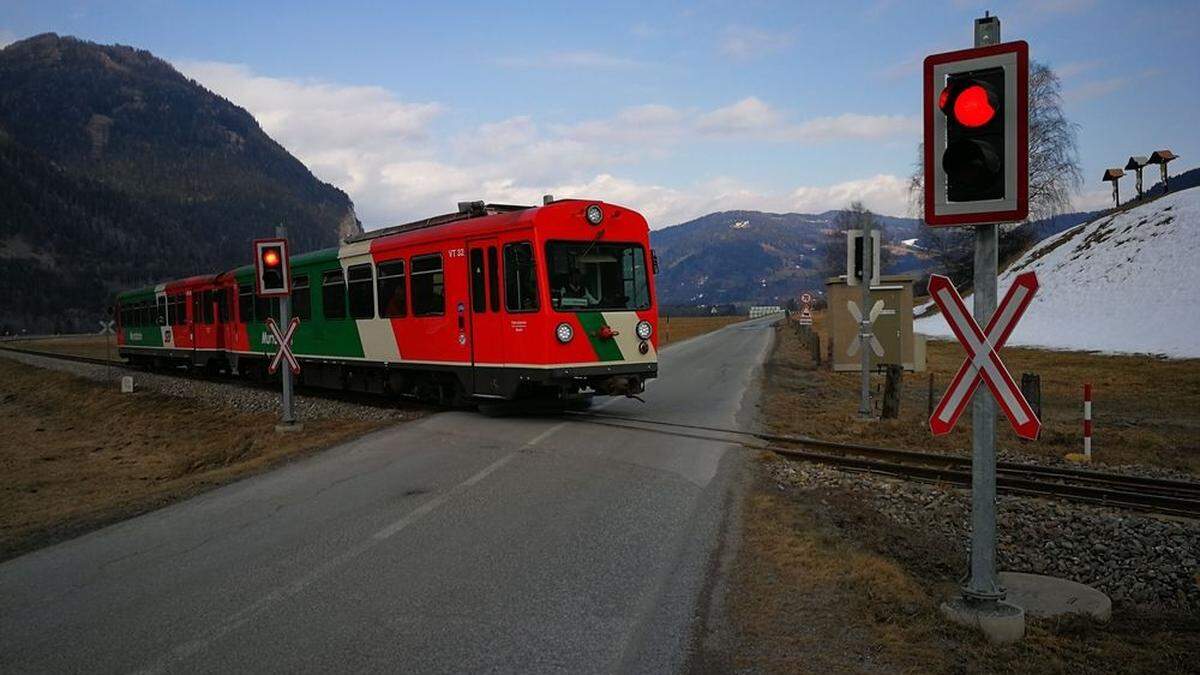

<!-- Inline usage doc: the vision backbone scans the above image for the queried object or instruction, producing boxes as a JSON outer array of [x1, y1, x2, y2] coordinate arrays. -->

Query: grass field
[[2, 334, 118, 361], [767, 312, 1200, 475], [0, 357, 396, 560], [658, 315, 751, 347]]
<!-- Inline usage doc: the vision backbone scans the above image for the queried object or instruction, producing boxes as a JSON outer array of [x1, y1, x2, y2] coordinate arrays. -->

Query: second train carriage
[[116, 199, 659, 404]]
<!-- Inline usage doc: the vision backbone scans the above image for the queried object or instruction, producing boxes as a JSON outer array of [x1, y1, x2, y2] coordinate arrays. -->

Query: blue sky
[[2, 0, 1197, 228]]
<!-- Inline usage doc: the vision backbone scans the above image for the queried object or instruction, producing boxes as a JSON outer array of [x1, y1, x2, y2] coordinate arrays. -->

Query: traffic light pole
[[276, 225, 298, 430], [963, 10, 1002, 603], [858, 216, 873, 418]]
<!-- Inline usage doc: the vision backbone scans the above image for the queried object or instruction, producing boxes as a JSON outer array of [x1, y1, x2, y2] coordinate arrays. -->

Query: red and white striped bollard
[[1083, 383, 1093, 460]]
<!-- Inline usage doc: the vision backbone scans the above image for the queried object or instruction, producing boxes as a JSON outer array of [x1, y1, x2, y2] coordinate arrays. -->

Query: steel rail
[[567, 412, 1200, 518]]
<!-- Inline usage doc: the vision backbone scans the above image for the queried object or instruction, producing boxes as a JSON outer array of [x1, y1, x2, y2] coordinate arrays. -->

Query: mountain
[[915, 185, 1199, 358], [0, 33, 360, 333], [650, 209, 933, 307], [649, 202, 1126, 308]]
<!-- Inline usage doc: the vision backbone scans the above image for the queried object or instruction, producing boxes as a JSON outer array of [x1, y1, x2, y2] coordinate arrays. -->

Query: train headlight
[[585, 204, 604, 225], [556, 322, 574, 343], [635, 320, 653, 340]]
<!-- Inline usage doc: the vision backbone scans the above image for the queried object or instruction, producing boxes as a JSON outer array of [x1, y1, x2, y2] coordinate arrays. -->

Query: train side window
[[323, 269, 347, 319], [376, 260, 407, 318], [238, 285, 253, 323], [487, 246, 500, 312], [173, 296, 185, 326], [156, 297, 165, 326], [292, 275, 311, 321], [504, 242, 539, 312], [202, 290, 215, 324], [217, 289, 229, 323], [470, 249, 486, 314], [255, 291, 270, 323], [411, 254, 444, 316], [347, 264, 375, 319]]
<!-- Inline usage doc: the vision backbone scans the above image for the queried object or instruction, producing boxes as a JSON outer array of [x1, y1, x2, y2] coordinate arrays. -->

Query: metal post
[[858, 215, 872, 418], [966, 12, 1002, 602], [276, 224, 296, 427]]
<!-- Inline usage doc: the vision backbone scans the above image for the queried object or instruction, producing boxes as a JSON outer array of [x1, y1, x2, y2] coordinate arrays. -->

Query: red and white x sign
[[928, 271, 1040, 440], [265, 317, 301, 375]]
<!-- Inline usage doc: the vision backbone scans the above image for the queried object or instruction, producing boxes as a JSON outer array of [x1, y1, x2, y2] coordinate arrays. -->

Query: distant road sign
[[798, 307, 813, 326], [800, 292, 814, 304], [98, 320, 115, 336], [266, 317, 301, 375], [928, 272, 1040, 439]]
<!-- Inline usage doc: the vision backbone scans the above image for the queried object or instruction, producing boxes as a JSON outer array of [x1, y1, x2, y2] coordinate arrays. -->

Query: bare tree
[[907, 61, 1081, 281]]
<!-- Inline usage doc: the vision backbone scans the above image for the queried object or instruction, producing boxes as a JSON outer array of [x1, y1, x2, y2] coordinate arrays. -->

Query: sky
[[2, 0, 1197, 229]]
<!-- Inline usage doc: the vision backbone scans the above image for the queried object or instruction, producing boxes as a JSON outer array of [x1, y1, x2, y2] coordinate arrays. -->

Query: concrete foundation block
[[275, 422, 304, 433], [941, 597, 1026, 643], [999, 572, 1111, 621]]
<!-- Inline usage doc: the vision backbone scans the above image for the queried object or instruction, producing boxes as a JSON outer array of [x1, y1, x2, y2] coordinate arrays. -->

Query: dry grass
[[725, 460, 1200, 674], [717, 321, 1200, 671], [659, 315, 751, 347], [3, 334, 118, 361], [0, 357, 394, 560], [768, 313, 1200, 475]]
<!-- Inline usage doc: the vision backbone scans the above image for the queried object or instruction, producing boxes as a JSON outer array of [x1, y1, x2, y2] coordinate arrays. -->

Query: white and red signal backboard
[[924, 41, 1028, 226]]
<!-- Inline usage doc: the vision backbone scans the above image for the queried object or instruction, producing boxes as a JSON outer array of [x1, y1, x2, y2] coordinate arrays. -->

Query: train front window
[[545, 241, 650, 311]]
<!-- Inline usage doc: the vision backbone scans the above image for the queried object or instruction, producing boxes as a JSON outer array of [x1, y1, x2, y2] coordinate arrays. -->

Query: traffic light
[[941, 68, 1004, 201], [254, 238, 291, 296], [923, 41, 1027, 226]]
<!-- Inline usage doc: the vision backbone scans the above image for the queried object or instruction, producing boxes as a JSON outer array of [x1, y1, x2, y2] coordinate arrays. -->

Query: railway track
[[6, 344, 1199, 518], [567, 411, 1200, 519]]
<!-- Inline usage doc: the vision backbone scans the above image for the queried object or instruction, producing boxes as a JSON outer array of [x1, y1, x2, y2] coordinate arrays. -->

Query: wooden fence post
[[882, 364, 903, 419]]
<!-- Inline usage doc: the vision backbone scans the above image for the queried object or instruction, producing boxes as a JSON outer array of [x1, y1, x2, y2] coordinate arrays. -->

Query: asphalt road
[[0, 316, 779, 674]]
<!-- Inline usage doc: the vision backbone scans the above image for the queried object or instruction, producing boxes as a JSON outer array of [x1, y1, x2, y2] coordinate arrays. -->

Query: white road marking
[[137, 422, 565, 674]]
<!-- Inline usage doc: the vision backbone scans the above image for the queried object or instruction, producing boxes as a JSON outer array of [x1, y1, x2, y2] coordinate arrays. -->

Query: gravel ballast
[[0, 351, 424, 423], [767, 459, 1200, 611]]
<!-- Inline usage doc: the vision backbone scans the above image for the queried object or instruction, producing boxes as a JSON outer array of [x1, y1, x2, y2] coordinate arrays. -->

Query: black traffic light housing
[[923, 41, 1027, 226], [941, 67, 1005, 201], [253, 238, 291, 297]]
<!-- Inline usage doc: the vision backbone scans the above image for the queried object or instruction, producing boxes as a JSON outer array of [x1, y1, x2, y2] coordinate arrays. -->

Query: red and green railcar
[[116, 199, 659, 403]]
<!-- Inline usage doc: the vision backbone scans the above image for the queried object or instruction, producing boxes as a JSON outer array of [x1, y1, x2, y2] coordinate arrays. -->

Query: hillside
[[649, 209, 929, 307], [915, 186, 1200, 358], [0, 33, 360, 333]]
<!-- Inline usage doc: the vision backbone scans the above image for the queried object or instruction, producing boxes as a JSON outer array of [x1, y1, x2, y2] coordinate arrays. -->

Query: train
[[115, 199, 659, 406]]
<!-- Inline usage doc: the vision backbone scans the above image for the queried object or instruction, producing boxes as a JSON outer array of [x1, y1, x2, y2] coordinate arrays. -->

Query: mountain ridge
[[0, 33, 360, 332]]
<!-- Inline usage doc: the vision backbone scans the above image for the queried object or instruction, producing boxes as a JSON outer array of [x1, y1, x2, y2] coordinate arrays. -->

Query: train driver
[[559, 268, 599, 308]]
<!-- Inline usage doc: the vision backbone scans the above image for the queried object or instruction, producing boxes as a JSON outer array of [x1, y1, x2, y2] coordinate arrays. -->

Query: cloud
[[1063, 76, 1129, 103], [493, 51, 641, 69], [178, 59, 915, 228], [1054, 59, 1103, 79], [719, 25, 793, 60], [697, 97, 784, 135], [630, 21, 659, 38]]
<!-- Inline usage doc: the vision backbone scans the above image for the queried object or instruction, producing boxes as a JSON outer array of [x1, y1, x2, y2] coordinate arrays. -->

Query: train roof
[[116, 199, 647, 300]]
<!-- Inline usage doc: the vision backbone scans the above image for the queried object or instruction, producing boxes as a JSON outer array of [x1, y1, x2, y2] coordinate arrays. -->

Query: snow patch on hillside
[[915, 188, 1200, 358]]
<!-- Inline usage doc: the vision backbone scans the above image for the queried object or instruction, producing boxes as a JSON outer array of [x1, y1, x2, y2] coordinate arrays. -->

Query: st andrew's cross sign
[[928, 271, 1041, 440]]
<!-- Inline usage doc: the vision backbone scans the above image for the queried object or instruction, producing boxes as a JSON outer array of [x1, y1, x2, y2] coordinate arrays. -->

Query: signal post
[[254, 228, 302, 432], [923, 14, 1031, 641]]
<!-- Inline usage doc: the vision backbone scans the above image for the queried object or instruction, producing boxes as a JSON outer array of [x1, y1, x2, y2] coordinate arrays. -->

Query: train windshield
[[546, 241, 651, 311]]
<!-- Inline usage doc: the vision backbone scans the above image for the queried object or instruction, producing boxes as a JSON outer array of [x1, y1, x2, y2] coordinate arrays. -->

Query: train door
[[467, 237, 505, 395]]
